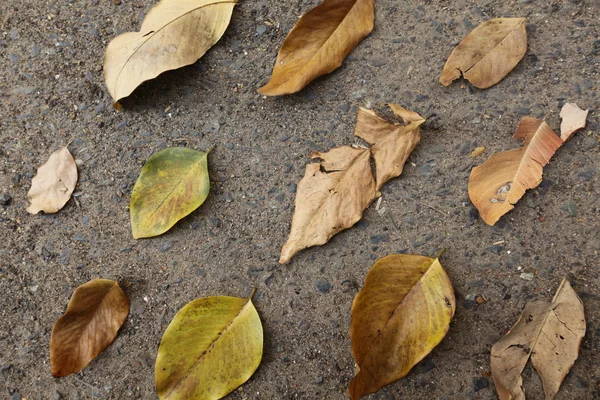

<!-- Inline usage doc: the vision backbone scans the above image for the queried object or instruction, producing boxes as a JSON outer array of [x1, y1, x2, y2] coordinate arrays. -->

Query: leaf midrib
[[113, 0, 237, 92], [163, 299, 252, 399]]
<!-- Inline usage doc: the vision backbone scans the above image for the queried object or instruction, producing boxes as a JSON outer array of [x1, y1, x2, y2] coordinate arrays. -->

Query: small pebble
[[113, 0, 121, 4], [315, 279, 332, 293], [0, 193, 12, 206]]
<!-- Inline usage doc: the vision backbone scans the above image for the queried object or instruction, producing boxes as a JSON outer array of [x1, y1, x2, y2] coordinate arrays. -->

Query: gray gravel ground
[[1, 0, 599, 399]]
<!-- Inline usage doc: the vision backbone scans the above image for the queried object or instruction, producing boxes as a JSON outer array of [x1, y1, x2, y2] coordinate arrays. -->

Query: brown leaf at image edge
[[491, 278, 585, 400]]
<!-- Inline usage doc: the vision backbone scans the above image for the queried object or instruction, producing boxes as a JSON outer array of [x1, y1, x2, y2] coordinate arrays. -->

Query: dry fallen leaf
[[156, 293, 262, 399], [27, 147, 77, 214], [279, 146, 378, 264], [469, 117, 568, 225], [354, 105, 425, 190], [258, 0, 374, 96], [349, 254, 455, 399], [469, 146, 486, 158], [104, 0, 237, 104], [440, 18, 527, 89], [559, 102, 588, 141], [50, 279, 129, 377], [491, 278, 585, 400]]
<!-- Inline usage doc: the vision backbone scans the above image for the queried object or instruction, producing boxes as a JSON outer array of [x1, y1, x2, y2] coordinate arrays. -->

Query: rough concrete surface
[[1, 0, 599, 399]]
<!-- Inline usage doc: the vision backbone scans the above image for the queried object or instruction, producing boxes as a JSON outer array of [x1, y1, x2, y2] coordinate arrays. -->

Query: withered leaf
[[349, 255, 455, 399], [354, 105, 424, 190], [258, 0, 374, 96], [279, 146, 378, 264], [440, 18, 527, 89], [50, 279, 129, 377], [27, 147, 77, 214], [469, 117, 567, 225], [104, 0, 237, 104], [491, 278, 585, 400], [559, 102, 588, 141]]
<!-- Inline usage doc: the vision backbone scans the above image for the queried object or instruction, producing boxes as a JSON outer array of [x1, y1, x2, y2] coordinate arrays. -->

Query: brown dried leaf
[[491, 278, 585, 400], [349, 255, 455, 399], [355, 105, 424, 190], [468, 117, 564, 225], [27, 147, 78, 214], [279, 146, 378, 264], [50, 279, 130, 377], [258, 0, 374, 96], [440, 18, 527, 89], [560, 102, 588, 141]]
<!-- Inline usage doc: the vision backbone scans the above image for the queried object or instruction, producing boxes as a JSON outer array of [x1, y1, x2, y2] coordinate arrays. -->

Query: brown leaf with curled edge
[[354, 105, 425, 190], [50, 279, 129, 377], [440, 18, 527, 89], [279, 146, 378, 264], [349, 255, 455, 399], [258, 0, 374, 96], [469, 117, 567, 226], [491, 278, 585, 400], [560, 103, 588, 141], [27, 147, 77, 214]]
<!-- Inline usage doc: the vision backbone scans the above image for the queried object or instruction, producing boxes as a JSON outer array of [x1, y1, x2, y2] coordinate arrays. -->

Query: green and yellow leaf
[[130, 147, 210, 239]]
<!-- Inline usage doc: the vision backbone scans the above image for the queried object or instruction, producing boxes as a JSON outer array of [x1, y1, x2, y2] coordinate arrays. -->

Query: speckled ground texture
[[1, 0, 599, 399]]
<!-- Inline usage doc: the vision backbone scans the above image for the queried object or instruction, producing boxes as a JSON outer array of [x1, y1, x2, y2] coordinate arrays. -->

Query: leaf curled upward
[[355, 104, 425, 190], [155, 294, 263, 400], [440, 18, 527, 89], [491, 279, 585, 400], [349, 255, 455, 399], [50, 279, 129, 377], [259, 0, 374, 96], [279, 146, 378, 264], [104, 0, 237, 104], [469, 118, 561, 225]]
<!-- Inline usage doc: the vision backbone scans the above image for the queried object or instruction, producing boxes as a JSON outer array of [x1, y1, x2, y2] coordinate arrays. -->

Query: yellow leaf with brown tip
[[258, 0, 374, 96], [440, 18, 527, 89], [279, 146, 378, 264], [349, 255, 455, 399], [354, 105, 424, 190]]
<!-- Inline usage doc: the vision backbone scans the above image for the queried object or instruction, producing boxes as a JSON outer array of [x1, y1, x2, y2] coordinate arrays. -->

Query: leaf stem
[[433, 248, 447, 259], [249, 288, 257, 300]]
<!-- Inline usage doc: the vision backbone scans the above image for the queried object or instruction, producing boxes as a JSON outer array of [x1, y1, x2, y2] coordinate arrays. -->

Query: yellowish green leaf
[[349, 254, 455, 399], [155, 294, 263, 400], [130, 147, 210, 239]]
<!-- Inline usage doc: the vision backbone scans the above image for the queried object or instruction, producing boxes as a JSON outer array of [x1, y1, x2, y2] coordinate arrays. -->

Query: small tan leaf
[[559, 102, 588, 141], [491, 278, 585, 400], [354, 105, 424, 190], [104, 0, 237, 103], [258, 0, 374, 96], [279, 146, 378, 264], [440, 18, 527, 89], [130, 147, 210, 239], [469, 117, 566, 226], [50, 279, 129, 377], [155, 294, 263, 400], [349, 255, 455, 399], [27, 147, 77, 214]]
